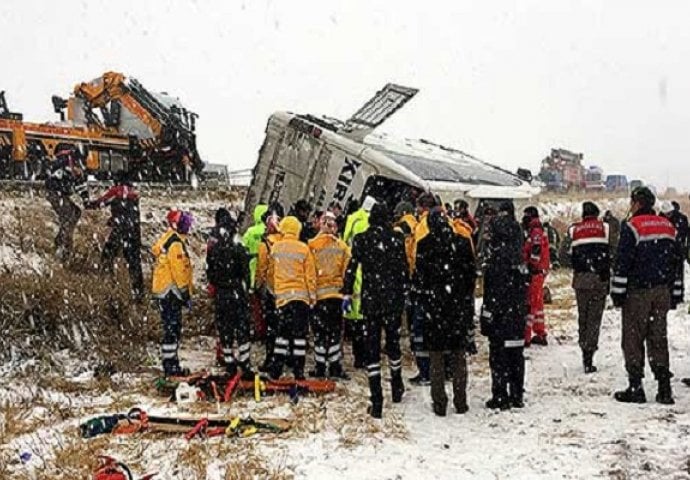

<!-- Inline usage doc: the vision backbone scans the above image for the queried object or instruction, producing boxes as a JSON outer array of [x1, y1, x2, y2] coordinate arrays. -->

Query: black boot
[[433, 402, 447, 417], [485, 397, 511, 410], [329, 363, 350, 380], [310, 363, 327, 378], [368, 372, 384, 419], [583, 350, 597, 374], [656, 376, 675, 405], [682, 378, 690, 387], [614, 377, 646, 403], [368, 402, 383, 419], [391, 372, 405, 403]]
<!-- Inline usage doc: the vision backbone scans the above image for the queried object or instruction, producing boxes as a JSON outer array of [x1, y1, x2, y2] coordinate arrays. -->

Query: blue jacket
[[611, 211, 679, 301]]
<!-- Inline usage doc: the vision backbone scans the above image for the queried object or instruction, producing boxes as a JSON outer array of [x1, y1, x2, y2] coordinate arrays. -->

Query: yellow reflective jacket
[[271, 233, 317, 308], [256, 232, 282, 293], [151, 229, 194, 300], [308, 233, 351, 301], [394, 213, 418, 274], [452, 217, 476, 253]]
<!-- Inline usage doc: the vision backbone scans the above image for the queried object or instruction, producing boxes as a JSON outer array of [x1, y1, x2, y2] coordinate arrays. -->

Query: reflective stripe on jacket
[[256, 233, 282, 293], [308, 233, 351, 301]]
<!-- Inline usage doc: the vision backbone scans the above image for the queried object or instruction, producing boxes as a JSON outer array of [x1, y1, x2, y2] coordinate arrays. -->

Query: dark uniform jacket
[[480, 212, 528, 345], [206, 225, 251, 294], [343, 224, 409, 317], [414, 211, 476, 351], [611, 209, 680, 305], [90, 183, 141, 237]]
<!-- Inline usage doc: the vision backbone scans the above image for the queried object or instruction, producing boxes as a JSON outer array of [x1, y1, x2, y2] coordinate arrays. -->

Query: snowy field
[[1, 191, 690, 479]]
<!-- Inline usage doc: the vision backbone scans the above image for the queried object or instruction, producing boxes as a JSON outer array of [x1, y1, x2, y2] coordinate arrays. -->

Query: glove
[[341, 295, 353, 314], [207, 284, 217, 298]]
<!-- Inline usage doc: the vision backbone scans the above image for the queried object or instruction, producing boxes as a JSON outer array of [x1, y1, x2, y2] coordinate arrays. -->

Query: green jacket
[[343, 209, 369, 321], [242, 204, 268, 287]]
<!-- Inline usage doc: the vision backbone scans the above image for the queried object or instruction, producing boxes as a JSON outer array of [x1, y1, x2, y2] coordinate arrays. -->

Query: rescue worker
[[603, 210, 621, 260], [327, 201, 346, 236], [453, 199, 478, 234], [206, 208, 253, 379], [660, 201, 687, 309], [566, 201, 611, 373], [408, 192, 438, 385], [481, 201, 528, 410], [242, 204, 268, 289], [292, 199, 317, 243], [266, 216, 316, 380], [611, 187, 679, 404], [415, 209, 476, 416], [522, 206, 550, 346], [85, 171, 144, 301], [343, 202, 409, 419], [152, 210, 194, 377], [342, 196, 375, 368], [255, 204, 284, 372], [44, 145, 89, 261], [308, 211, 351, 378]]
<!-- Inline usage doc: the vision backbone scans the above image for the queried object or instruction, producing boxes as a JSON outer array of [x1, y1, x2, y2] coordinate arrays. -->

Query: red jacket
[[523, 218, 550, 272]]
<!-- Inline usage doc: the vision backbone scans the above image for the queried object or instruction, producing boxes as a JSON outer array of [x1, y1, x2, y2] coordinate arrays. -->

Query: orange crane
[[0, 72, 203, 182]]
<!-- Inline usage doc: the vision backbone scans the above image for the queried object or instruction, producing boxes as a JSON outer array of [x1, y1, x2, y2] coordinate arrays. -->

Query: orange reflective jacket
[[308, 233, 351, 301]]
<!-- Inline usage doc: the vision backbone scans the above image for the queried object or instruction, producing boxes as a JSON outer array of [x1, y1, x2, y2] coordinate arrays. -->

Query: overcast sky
[[2, 0, 689, 189]]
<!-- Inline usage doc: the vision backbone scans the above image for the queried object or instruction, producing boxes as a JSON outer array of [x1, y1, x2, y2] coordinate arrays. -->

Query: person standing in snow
[[255, 204, 284, 372], [480, 201, 528, 410], [611, 187, 680, 404], [522, 206, 550, 346], [414, 209, 476, 416], [566, 201, 611, 373], [85, 171, 144, 301], [44, 144, 90, 262], [603, 210, 621, 261], [343, 202, 408, 418], [152, 210, 194, 377], [206, 208, 253, 379], [308, 211, 351, 378], [266, 216, 316, 380]]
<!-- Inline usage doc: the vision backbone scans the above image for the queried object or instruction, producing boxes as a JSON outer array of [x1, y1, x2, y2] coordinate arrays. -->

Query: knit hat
[[177, 212, 194, 234], [582, 201, 600, 218], [279, 216, 302, 237]]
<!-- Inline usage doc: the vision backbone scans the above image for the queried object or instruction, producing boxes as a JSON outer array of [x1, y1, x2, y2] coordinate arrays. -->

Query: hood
[[279, 216, 302, 237], [253, 204, 269, 225]]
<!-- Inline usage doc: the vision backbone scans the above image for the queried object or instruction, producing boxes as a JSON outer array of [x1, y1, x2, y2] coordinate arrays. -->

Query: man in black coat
[[206, 208, 253, 379], [415, 209, 477, 416], [343, 202, 409, 419], [480, 201, 529, 410]]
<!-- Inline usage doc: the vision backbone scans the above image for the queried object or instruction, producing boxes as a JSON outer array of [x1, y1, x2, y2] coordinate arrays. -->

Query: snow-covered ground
[[1, 191, 690, 479]]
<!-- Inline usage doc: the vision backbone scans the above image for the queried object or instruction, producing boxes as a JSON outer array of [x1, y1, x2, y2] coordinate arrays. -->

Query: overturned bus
[[243, 84, 538, 229]]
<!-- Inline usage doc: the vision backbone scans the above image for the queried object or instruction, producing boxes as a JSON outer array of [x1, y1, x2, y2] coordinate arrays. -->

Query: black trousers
[[312, 298, 344, 374], [215, 288, 251, 374], [488, 340, 525, 402], [101, 227, 144, 298], [261, 291, 280, 367], [159, 294, 183, 375], [271, 301, 309, 378], [364, 312, 403, 404]]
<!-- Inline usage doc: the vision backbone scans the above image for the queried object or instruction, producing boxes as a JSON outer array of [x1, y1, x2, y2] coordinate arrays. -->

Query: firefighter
[[566, 201, 611, 373], [660, 201, 687, 309], [266, 216, 317, 380], [85, 171, 144, 301], [481, 201, 528, 410], [611, 187, 680, 404], [415, 209, 476, 416], [522, 206, 550, 346], [152, 210, 194, 377], [308, 211, 351, 378], [44, 145, 90, 261], [255, 204, 284, 372], [206, 208, 253, 379], [343, 202, 409, 419]]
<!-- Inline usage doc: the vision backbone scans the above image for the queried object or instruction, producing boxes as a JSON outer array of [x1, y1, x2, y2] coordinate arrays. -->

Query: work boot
[[432, 402, 447, 417], [614, 377, 646, 404], [455, 404, 469, 414], [408, 373, 431, 386], [329, 363, 350, 380], [530, 335, 548, 346], [309, 365, 327, 378], [391, 373, 405, 403], [682, 378, 690, 387], [656, 378, 675, 405], [583, 350, 597, 374], [368, 402, 383, 419], [485, 397, 511, 410], [509, 396, 525, 409]]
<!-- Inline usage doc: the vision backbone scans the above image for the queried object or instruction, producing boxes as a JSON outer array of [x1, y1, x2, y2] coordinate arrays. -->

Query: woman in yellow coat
[[152, 210, 194, 377]]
